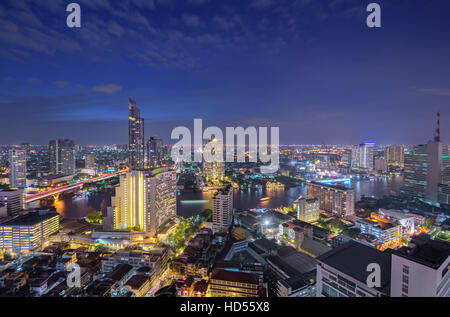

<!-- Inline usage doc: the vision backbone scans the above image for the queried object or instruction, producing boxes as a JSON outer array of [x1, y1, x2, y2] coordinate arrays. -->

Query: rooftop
[[211, 268, 259, 285], [394, 234, 450, 269], [316, 241, 392, 295], [0, 212, 59, 227]]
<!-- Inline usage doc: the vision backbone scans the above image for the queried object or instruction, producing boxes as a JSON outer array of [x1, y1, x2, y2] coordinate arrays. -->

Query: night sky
[[0, 0, 449, 145]]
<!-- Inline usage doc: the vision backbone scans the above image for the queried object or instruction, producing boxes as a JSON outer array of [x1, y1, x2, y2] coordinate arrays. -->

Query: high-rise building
[[297, 198, 320, 223], [147, 136, 163, 168], [106, 169, 176, 236], [0, 211, 60, 255], [128, 98, 145, 170], [212, 186, 233, 233], [49, 139, 76, 175], [85, 153, 95, 169], [374, 157, 388, 172], [351, 143, 374, 171], [385, 145, 404, 167], [401, 140, 449, 204], [203, 138, 225, 184], [0, 189, 24, 217], [8, 149, 26, 189], [307, 182, 355, 217]]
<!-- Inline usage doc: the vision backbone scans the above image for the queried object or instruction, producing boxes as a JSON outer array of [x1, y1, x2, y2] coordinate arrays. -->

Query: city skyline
[[1, 0, 450, 145]]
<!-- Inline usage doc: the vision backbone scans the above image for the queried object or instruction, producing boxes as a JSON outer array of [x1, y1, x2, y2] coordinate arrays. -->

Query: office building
[[385, 145, 404, 167], [203, 138, 225, 184], [85, 153, 95, 169], [212, 186, 233, 233], [296, 198, 320, 222], [401, 140, 449, 204], [147, 136, 163, 168], [390, 234, 450, 297], [128, 98, 145, 170], [8, 149, 26, 189], [307, 182, 355, 217], [209, 268, 264, 297], [351, 143, 374, 171], [0, 211, 60, 255], [107, 169, 176, 236], [0, 189, 23, 217], [49, 139, 76, 175], [316, 241, 392, 297]]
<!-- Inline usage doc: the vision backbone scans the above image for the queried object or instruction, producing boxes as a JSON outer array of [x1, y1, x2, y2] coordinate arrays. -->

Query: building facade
[[128, 98, 145, 170], [49, 139, 76, 175], [351, 143, 374, 171], [107, 169, 176, 236], [147, 136, 163, 168], [385, 145, 404, 167], [307, 182, 355, 217], [0, 189, 23, 217], [297, 198, 320, 222], [8, 149, 26, 189], [212, 186, 233, 233], [0, 211, 60, 255]]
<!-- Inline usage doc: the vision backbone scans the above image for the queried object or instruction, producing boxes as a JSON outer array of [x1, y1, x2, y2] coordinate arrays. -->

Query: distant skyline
[[1, 0, 450, 145]]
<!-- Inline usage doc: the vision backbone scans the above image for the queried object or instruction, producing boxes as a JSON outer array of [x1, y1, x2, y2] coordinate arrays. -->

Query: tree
[[86, 211, 103, 224], [422, 217, 434, 230]]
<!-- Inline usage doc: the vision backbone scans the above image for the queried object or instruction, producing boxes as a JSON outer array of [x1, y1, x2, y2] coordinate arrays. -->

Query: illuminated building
[[356, 217, 402, 246], [351, 143, 374, 171], [128, 98, 145, 170], [85, 153, 95, 169], [0, 211, 60, 255], [49, 139, 76, 175], [296, 198, 319, 222], [385, 145, 404, 167], [107, 169, 176, 236], [203, 138, 224, 184], [0, 189, 23, 217], [209, 268, 264, 297], [147, 136, 163, 168], [8, 149, 26, 189], [212, 186, 233, 233], [307, 182, 355, 217], [401, 140, 449, 204]]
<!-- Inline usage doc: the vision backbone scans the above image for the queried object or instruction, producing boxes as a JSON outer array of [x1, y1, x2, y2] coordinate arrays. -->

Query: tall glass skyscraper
[[147, 136, 163, 168], [128, 98, 145, 170], [8, 149, 26, 189], [49, 139, 76, 175]]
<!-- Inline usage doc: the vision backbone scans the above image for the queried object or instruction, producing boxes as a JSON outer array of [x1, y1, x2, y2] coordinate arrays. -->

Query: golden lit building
[[385, 145, 404, 167], [203, 138, 225, 185], [107, 169, 176, 236]]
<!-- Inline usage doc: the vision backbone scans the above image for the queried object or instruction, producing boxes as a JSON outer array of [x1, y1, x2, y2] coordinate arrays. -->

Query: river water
[[42, 175, 404, 219]]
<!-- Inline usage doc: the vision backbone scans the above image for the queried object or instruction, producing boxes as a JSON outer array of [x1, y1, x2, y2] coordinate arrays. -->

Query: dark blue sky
[[1, 0, 449, 145]]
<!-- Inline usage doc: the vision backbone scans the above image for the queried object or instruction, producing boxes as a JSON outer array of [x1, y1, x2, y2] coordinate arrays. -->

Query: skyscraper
[[106, 169, 176, 236], [351, 143, 374, 171], [85, 153, 95, 169], [307, 182, 355, 217], [203, 138, 225, 185], [401, 140, 449, 204], [147, 136, 163, 168], [212, 186, 233, 233], [385, 145, 404, 167], [128, 98, 145, 170], [49, 139, 76, 175], [8, 149, 26, 189]]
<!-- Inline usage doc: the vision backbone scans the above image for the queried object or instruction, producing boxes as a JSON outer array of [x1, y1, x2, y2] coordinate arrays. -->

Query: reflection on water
[[39, 175, 404, 219]]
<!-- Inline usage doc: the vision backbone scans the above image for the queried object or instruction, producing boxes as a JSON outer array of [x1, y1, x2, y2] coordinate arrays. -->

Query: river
[[38, 175, 404, 219]]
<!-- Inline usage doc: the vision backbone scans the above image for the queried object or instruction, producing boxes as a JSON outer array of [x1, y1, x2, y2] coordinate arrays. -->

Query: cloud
[[54, 80, 70, 88], [182, 14, 200, 28], [92, 84, 122, 94], [28, 77, 41, 83], [417, 88, 450, 97], [249, 0, 272, 9]]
